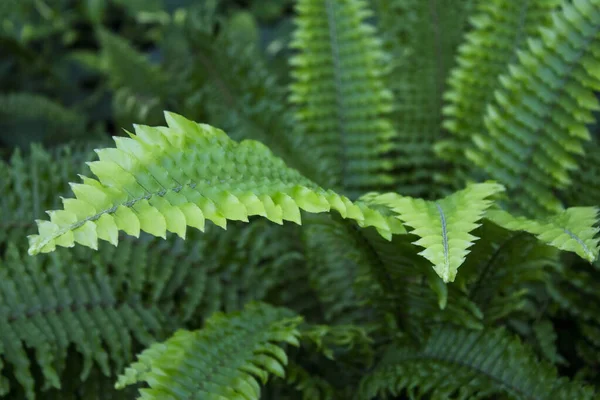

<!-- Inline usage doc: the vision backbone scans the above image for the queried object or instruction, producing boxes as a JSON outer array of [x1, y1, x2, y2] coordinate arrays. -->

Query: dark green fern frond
[[358, 229, 484, 334], [358, 326, 596, 400], [289, 0, 396, 197], [0, 93, 88, 148], [0, 143, 100, 244], [457, 220, 558, 323], [0, 244, 163, 400], [98, 29, 171, 128], [27, 112, 406, 256], [464, 0, 600, 216], [373, 0, 476, 197], [278, 362, 337, 400], [561, 138, 600, 207], [302, 213, 375, 324], [440, 0, 559, 187], [547, 262, 600, 381], [116, 302, 302, 399]]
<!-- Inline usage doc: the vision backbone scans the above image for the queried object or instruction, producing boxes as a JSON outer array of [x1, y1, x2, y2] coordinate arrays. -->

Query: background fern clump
[[2, 0, 600, 399]]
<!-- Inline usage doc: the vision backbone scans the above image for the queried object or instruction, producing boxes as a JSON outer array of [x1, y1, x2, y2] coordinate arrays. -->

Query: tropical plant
[[2, 0, 600, 399]]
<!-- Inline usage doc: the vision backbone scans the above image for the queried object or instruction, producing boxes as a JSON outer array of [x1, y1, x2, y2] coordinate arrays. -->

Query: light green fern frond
[[27, 112, 405, 256], [464, 0, 600, 216], [486, 207, 600, 262], [359, 182, 505, 282], [440, 0, 559, 182], [116, 302, 302, 399], [289, 0, 396, 197], [358, 326, 596, 400]]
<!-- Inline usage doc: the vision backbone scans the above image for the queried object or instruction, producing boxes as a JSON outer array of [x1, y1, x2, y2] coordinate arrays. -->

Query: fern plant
[[2, 0, 600, 399]]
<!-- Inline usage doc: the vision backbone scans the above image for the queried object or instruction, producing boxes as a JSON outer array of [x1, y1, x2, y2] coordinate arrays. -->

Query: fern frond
[[27, 112, 406, 256], [0, 244, 163, 400], [532, 319, 567, 365], [302, 214, 375, 324], [440, 0, 559, 182], [457, 220, 558, 323], [562, 138, 600, 207], [359, 182, 505, 282], [289, 0, 396, 197], [98, 29, 170, 127], [0, 143, 100, 244], [358, 326, 596, 400], [358, 229, 484, 333], [485, 207, 600, 262], [0, 93, 87, 147], [116, 302, 302, 400], [464, 0, 600, 216], [165, 5, 325, 185], [279, 362, 336, 400], [373, 0, 476, 197]]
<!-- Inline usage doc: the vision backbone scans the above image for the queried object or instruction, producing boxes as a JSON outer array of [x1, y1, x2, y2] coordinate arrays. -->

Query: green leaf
[[116, 302, 302, 400], [27, 112, 407, 255], [485, 207, 600, 262], [359, 182, 505, 282], [359, 326, 596, 400]]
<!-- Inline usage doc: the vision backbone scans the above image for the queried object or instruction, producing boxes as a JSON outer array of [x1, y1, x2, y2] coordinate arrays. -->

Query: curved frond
[[359, 182, 505, 282], [116, 302, 302, 400], [289, 0, 396, 197], [440, 0, 559, 181], [27, 112, 406, 256], [358, 326, 596, 400], [485, 207, 600, 262], [464, 0, 600, 216]]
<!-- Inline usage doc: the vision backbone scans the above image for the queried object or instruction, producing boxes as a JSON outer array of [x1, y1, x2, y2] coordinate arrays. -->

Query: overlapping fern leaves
[[440, 0, 560, 187], [4, 0, 600, 398], [463, 0, 600, 216], [359, 326, 596, 400]]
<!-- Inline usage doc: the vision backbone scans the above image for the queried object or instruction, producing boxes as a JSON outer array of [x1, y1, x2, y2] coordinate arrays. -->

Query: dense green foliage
[[2, 0, 600, 399]]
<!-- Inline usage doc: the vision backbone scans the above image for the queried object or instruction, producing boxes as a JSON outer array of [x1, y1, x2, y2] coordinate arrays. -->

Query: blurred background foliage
[[0, 0, 295, 151]]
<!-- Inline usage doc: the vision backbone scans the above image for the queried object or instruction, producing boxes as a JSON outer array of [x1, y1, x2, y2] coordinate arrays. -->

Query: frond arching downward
[[116, 302, 302, 400], [465, 0, 600, 216], [358, 326, 596, 400], [289, 0, 396, 197], [27, 112, 405, 256], [359, 183, 505, 282], [486, 207, 600, 262]]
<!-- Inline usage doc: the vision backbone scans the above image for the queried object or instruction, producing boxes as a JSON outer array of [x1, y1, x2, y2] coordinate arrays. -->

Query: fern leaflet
[[116, 302, 302, 399]]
